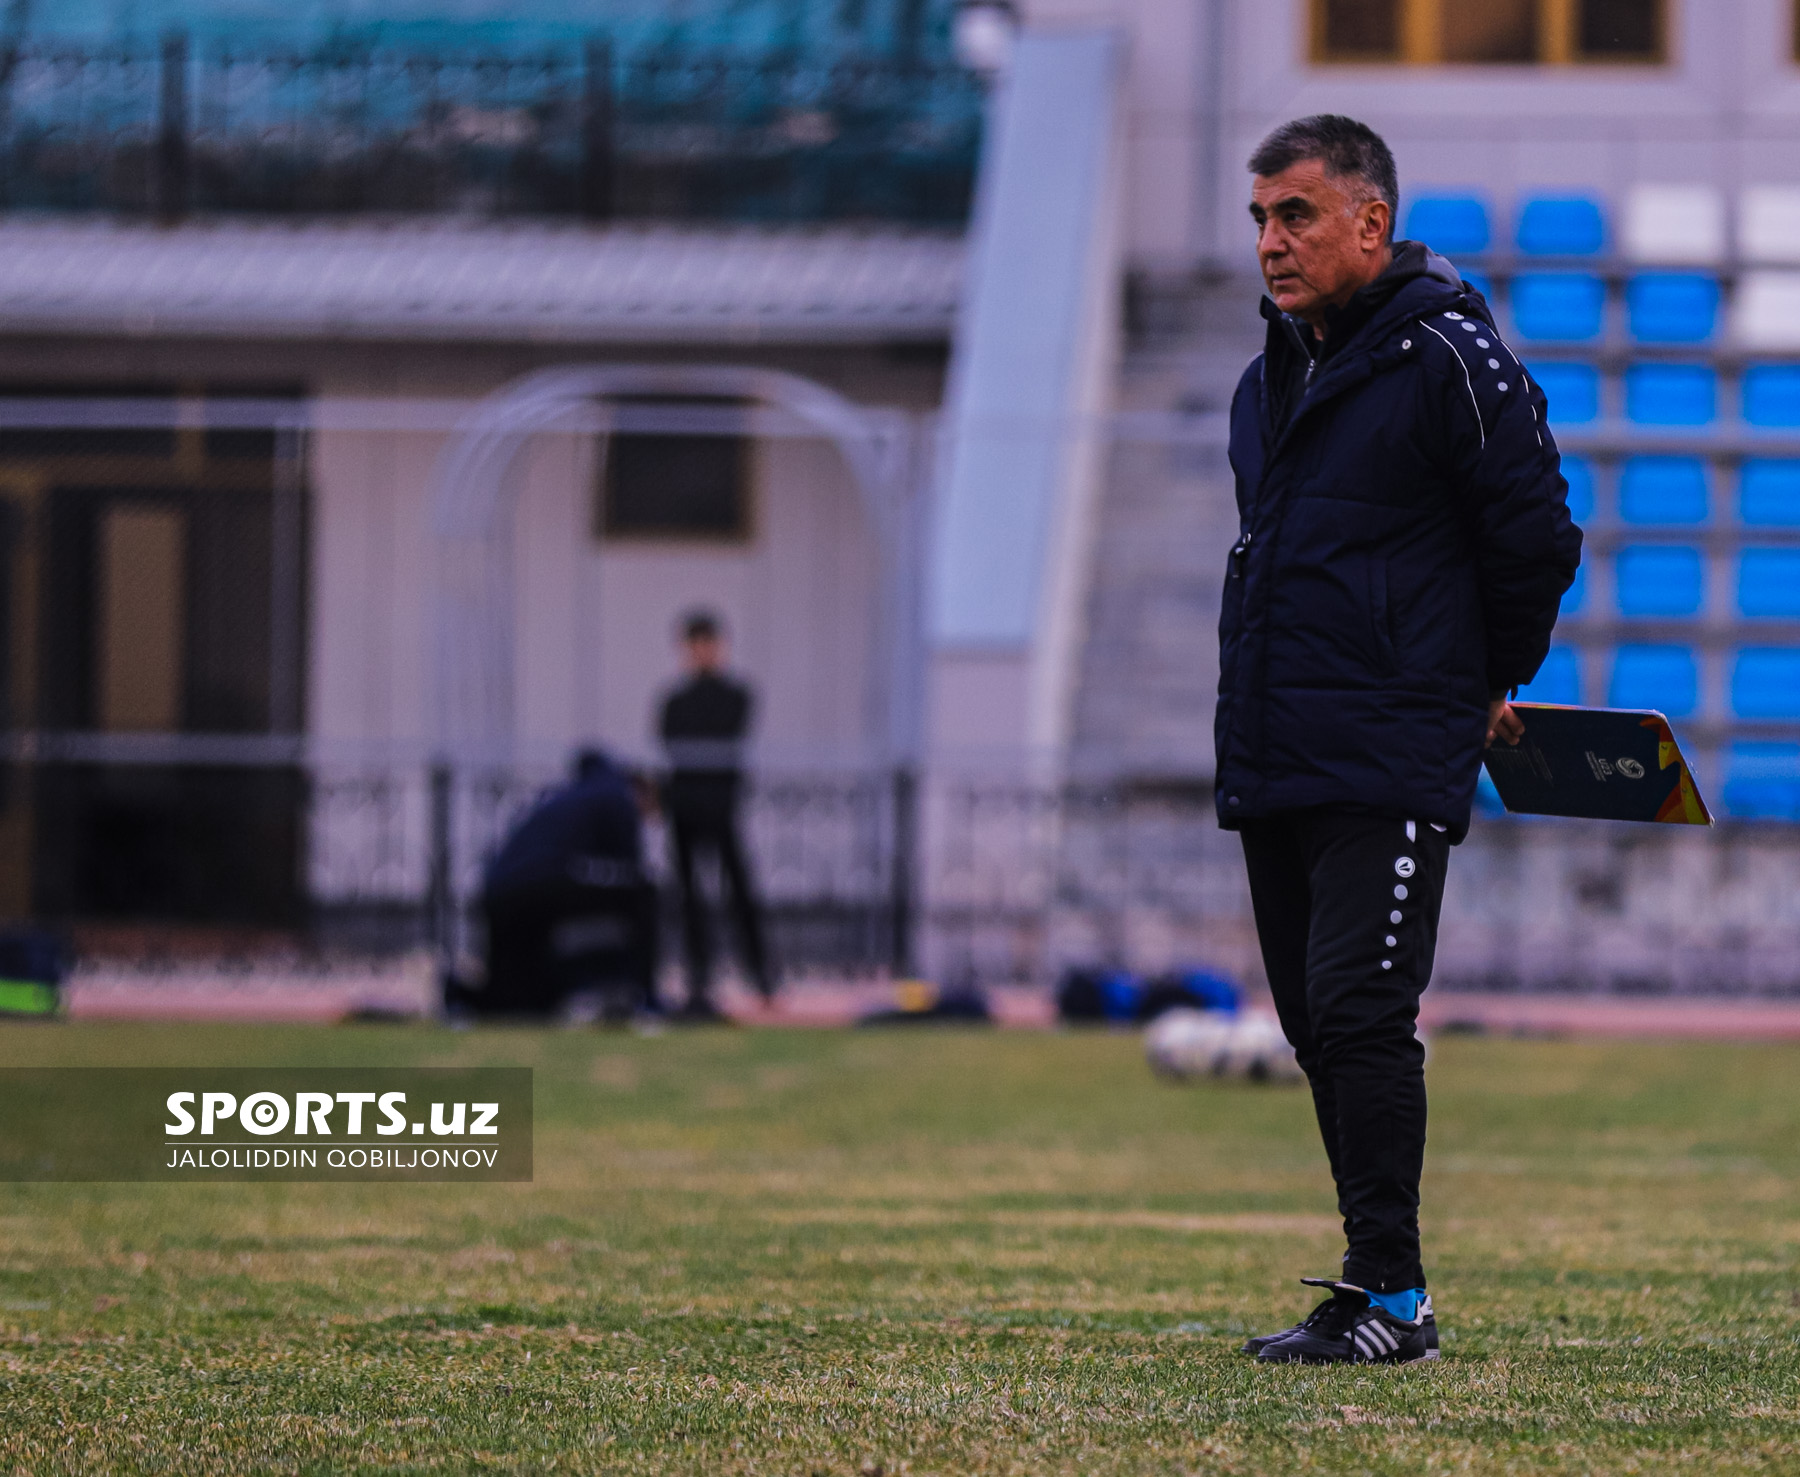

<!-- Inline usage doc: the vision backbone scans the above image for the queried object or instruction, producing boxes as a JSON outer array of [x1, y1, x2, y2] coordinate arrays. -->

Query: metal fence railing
[[308, 760, 915, 977], [0, 38, 984, 223], [0, 392, 1795, 994]]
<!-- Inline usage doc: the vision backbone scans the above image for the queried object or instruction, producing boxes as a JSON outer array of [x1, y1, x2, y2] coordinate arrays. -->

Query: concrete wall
[[1208, 0, 1800, 262], [1006, 0, 1800, 270], [1018, 0, 1210, 270], [308, 378, 892, 771], [512, 431, 881, 766]]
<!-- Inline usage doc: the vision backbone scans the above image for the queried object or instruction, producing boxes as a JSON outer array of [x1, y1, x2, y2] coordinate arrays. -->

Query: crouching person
[[449, 748, 661, 1023]]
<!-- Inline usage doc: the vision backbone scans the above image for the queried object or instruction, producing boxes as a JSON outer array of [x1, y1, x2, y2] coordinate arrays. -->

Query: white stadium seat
[[1623, 184, 1726, 263], [1732, 270, 1800, 350], [1741, 185, 1800, 264]]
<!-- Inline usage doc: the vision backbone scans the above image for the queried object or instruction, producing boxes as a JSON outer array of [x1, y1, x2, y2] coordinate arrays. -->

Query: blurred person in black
[[659, 610, 774, 1020], [448, 748, 661, 1022]]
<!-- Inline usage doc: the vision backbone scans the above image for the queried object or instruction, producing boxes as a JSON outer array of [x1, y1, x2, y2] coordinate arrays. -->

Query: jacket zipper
[[1232, 352, 1314, 579]]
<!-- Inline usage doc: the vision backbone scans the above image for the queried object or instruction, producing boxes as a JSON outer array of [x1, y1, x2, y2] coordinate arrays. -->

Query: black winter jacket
[[483, 760, 643, 900], [1215, 244, 1583, 841]]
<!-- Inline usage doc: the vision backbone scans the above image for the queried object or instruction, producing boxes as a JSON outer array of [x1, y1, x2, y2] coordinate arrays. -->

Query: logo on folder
[[1483, 707, 1711, 825]]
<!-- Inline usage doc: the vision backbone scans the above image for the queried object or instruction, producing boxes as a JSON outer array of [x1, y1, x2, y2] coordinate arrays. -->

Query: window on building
[[9, 387, 306, 927], [1318, 0, 1399, 59], [1443, 0, 1539, 63], [597, 401, 752, 542], [1580, 0, 1662, 56], [1313, 0, 1667, 65]]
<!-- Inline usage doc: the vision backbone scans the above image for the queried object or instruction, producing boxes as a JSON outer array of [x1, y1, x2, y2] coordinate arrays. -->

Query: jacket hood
[[1325, 239, 1461, 333], [1259, 240, 1474, 363]]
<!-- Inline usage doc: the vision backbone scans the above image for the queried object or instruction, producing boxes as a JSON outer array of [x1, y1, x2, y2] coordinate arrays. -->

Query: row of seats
[[1455, 271, 1800, 350], [1406, 191, 1800, 348], [1404, 186, 1800, 264], [1528, 363, 1800, 426], [1560, 456, 1800, 525], [1506, 272, 1716, 343], [1723, 743, 1800, 820], [1518, 645, 1800, 719], [1408, 188, 1800, 819], [1555, 549, 1800, 619]]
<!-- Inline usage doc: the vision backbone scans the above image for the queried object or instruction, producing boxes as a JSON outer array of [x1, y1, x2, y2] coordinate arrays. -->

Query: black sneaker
[[1254, 1279, 1438, 1365], [672, 997, 735, 1025], [1240, 1292, 1336, 1356]]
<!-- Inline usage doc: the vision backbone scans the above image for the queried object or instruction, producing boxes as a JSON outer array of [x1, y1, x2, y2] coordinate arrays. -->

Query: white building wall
[[1019, 0, 1206, 269], [309, 417, 881, 770], [309, 426, 445, 754], [589, 436, 880, 766], [1003, 0, 1800, 271]]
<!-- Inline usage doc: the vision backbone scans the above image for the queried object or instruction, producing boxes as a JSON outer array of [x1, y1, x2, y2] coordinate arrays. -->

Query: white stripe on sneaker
[[1352, 1328, 1382, 1359]]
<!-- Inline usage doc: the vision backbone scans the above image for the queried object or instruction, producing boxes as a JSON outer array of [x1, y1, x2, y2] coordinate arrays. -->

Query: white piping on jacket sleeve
[[1419, 320, 1484, 449]]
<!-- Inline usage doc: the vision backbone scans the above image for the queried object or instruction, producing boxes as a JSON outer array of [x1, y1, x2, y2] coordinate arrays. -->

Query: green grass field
[[1, 1021, 1798, 1475]]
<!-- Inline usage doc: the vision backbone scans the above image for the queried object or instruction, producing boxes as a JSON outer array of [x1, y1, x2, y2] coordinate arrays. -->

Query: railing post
[[427, 760, 456, 966], [893, 0, 926, 66], [889, 763, 916, 975], [579, 38, 613, 221], [156, 30, 190, 222]]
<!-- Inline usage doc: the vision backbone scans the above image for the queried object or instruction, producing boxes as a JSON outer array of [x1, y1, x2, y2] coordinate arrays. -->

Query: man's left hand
[[1486, 697, 1524, 748]]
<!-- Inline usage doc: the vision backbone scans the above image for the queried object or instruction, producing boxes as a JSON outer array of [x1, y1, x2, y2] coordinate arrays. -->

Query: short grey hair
[[1249, 114, 1399, 237]]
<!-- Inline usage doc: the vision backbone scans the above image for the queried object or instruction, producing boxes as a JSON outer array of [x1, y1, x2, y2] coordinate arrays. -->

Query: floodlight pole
[[890, 763, 917, 976], [579, 38, 613, 221], [156, 31, 190, 223], [426, 761, 456, 968]]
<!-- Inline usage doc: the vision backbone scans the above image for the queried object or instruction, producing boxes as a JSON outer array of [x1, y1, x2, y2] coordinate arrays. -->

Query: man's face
[[684, 634, 723, 673], [1250, 159, 1393, 328]]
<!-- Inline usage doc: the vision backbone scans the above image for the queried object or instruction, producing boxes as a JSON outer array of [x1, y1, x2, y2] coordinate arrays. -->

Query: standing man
[[1218, 116, 1582, 1363], [659, 610, 775, 1020]]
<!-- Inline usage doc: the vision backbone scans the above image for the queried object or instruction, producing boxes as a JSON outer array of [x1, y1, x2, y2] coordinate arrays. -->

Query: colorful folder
[[1480, 704, 1713, 824]]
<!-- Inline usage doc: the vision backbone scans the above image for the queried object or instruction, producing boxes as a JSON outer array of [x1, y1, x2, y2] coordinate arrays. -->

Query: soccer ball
[[1144, 1007, 1236, 1079], [1220, 1011, 1304, 1082], [1145, 1008, 1302, 1084]]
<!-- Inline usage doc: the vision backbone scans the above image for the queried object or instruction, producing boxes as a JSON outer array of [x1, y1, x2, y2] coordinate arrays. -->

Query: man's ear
[[1362, 198, 1392, 251]]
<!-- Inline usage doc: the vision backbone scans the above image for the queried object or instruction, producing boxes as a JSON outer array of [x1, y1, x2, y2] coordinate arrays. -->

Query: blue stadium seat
[[1626, 272, 1720, 343], [1743, 365, 1800, 426], [1610, 644, 1697, 714], [1560, 561, 1587, 615], [1615, 545, 1703, 616], [1618, 455, 1708, 523], [1734, 648, 1800, 718], [1723, 742, 1800, 821], [1741, 459, 1800, 524], [1517, 645, 1581, 705], [1511, 273, 1606, 340], [1517, 195, 1606, 255], [1403, 195, 1490, 255], [1626, 364, 1716, 425], [1560, 454, 1596, 522], [1461, 270, 1495, 303], [1737, 548, 1800, 617], [1527, 362, 1600, 423]]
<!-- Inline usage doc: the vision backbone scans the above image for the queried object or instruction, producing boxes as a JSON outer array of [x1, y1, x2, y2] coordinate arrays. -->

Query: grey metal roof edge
[[0, 309, 957, 345], [0, 219, 966, 345]]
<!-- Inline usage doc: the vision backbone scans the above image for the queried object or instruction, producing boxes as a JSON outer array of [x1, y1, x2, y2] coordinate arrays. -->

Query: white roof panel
[[0, 220, 965, 343]]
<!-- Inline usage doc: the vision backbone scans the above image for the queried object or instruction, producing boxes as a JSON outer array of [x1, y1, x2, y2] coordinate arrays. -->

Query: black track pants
[[1238, 809, 1450, 1292], [670, 807, 771, 1000]]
